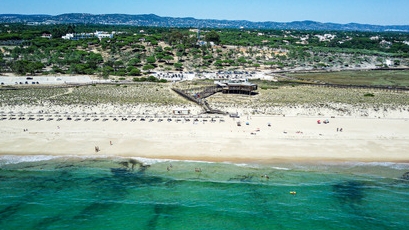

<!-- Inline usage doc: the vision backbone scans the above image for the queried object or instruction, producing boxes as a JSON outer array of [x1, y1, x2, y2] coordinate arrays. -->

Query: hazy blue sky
[[1, 0, 408, 25]]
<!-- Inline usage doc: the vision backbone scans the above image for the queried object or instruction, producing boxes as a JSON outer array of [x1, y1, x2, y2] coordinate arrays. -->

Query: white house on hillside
[[62, 31, 114, 40]]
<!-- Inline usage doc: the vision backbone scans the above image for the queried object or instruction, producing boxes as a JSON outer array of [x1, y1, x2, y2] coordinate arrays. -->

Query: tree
[[146, 56, 156, 64], [164, 46, 172, 52], [176, 51, 184, 61], [143, 64, 155, 73], [264, 61, 275, 69], [237, 57, 247, 66], [174, 62, 183, 70], [127, 67, 141, 76], [128, 58, 141, 66], [102, 66, 114, 77], [87, 53, 103, 69], [113, 60, 125, 72], [147, 75, 158, 82], [214, 60, 223, 67], [163, 55, 174, 64], [166, 30, 184, 45], [155, 53, 164, 62], [11, 60, 27, 75], [11, 60, 44, 75], [205, 30, 220, 45], [0, 54, 4, 72], [155, 46, 163, 53], [253, 63, 260, 70]]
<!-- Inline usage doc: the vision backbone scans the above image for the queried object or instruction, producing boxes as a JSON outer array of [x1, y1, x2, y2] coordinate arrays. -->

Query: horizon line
[[1, 13, 408, 27]]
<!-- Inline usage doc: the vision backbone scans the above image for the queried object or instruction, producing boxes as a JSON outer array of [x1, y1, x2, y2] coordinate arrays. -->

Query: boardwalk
[[172, 80, 258, 114], [172, 87, 225, 114]]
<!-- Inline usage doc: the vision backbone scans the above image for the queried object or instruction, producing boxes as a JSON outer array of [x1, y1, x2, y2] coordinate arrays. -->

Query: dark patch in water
[[55, 164, 76, 169], [119, 161, 130, 168], [74, 202, 116, 221], [34, 216, 62, 229], [32, 170, 74, 192], [108, 159, 166, 186], [333, 181, 366, 206], [164, 179, 183, 188], [109, 167, 165, 185], [0, 204, 22, 223], [401, 172, 409, 180], [147, 203, 178, 230], [118, 158, 146, 172], [110, 168, 130, 177], [22, 163, 48, 169], [228, 173, 255, 182], [0, 169, 78, 225], [73, 163, 172, 227]]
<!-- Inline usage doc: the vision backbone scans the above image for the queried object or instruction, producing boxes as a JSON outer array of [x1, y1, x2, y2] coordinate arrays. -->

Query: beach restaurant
[[215, 79, 258, 95]]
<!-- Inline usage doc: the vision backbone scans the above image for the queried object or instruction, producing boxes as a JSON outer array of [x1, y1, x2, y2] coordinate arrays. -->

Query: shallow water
[[1, 155, 408, 230]]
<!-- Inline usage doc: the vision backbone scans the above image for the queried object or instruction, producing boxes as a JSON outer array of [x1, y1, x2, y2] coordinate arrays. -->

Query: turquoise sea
[[1, 155, 409, 230]]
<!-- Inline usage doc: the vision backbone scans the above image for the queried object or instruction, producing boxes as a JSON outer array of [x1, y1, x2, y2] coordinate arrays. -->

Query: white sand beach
[[1, 104, 408, 163]]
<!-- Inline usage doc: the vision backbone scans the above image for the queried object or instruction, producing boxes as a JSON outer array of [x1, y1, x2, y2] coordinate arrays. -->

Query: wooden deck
[[172, 87, 225, 114]]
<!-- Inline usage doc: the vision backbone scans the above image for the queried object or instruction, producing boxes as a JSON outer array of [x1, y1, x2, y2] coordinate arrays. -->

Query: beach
[[1, 84, 409, 230], [1, 104, 408, 163]]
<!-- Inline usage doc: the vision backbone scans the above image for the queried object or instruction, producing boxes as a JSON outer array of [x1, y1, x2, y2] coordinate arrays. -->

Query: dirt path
[[48, 87, 74, 100]]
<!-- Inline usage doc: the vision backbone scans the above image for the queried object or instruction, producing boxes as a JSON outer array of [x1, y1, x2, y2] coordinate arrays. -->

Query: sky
[[1, 0, 408, 25]]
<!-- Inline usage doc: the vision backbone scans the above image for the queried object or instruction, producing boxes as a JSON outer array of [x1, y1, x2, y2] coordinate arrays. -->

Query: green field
[[287, 70, 409, 86]]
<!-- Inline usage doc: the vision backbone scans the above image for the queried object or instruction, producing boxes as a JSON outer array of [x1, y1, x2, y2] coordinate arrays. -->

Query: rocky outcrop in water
[[401, 172, 409, 180]]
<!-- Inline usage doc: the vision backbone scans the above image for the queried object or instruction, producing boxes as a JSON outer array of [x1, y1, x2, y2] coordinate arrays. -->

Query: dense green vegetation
[[1, 23, 409, 78]]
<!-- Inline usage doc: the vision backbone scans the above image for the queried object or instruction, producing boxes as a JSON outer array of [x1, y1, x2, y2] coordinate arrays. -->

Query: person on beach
[[261, 174, 269, 179]]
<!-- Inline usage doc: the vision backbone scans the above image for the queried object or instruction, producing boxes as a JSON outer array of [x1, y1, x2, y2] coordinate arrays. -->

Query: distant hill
[[1, 13, 408, 32]]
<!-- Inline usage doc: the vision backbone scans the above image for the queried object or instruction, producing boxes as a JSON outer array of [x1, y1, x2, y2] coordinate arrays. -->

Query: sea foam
[[0, 155, 62, 166]]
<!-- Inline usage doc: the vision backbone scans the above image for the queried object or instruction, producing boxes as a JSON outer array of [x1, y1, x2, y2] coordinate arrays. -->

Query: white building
[[95, 31, 114, 40], [41, 33, 52, 39], [62, 33, 75, 40], [62, 31, 114, 40]]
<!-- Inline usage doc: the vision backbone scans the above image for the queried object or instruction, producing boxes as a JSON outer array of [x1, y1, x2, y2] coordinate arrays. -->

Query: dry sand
[[1, 106, 408, 163]]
